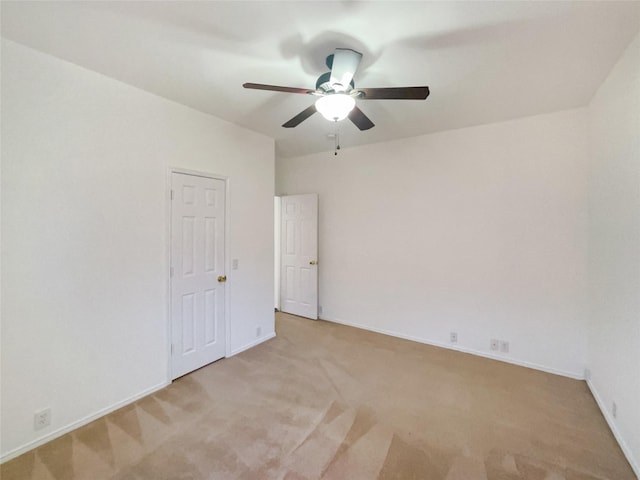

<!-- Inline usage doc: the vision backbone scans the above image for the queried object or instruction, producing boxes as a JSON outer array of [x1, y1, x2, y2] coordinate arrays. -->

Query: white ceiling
[[2, 1, 639, 158]]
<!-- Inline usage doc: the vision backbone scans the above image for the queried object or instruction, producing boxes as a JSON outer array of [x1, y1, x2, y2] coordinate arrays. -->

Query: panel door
[[280, 194, 318, 319], [171, 172, 226, 379]]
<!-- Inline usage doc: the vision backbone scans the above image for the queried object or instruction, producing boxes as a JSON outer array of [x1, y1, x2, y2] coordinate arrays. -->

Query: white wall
[[277, 109, 589, 378], [0, 40, 275, 460], [587, 32, 640, 475]]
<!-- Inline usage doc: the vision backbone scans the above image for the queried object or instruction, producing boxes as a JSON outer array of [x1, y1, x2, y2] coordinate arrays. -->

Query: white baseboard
[[321, 316, 639, 477], [1, 334, 278, 464], [228, 332, 276, 357], [0, 381, 169, 464], [320, 316, 584, 380], [587, 379, 640, 478]]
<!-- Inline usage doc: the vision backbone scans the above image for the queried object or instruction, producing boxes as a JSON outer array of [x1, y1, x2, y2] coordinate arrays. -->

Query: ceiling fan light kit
[[315, 94, 355, 122], [243, 48, 430, 143]]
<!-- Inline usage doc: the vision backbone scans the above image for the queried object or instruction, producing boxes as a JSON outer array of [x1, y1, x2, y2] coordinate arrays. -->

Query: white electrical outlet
[[450, 332, 458, 343], [256, 326, 262, 337], [612, 402, 617, 419], [232, 259, 239, 270], [34, 408, 51, 430], [500, 341, 509, 353], [490, 339, 499, 351]]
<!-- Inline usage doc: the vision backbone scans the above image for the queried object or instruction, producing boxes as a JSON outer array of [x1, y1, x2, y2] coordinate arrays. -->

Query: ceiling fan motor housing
[[315, 72, 355, 94]]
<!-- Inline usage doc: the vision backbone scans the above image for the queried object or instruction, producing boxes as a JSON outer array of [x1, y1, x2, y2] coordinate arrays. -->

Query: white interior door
[[280, 194, 318, 319], [171, 172, 226, 379]]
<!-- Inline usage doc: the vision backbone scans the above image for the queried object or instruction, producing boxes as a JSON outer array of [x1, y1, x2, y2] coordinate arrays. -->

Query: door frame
[[166, 167, 230, 382], [274, 196, 281, 312]]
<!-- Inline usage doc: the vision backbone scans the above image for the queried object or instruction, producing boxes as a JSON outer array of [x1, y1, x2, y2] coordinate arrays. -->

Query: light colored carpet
[[2, 312, 635, 479]]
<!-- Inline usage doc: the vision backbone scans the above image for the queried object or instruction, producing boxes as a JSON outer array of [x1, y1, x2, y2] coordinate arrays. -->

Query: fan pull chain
[[334, 121, 341, 156]]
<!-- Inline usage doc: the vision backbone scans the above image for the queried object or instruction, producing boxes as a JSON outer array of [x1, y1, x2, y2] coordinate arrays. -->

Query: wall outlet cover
[[34, 408, 51, 430], [490, 339, 499, 351], [450, 332, 458, 343]]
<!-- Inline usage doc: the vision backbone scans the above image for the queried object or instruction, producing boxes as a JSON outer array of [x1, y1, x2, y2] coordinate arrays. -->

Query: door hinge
[[170, 189, 174, 200], [170, 266, 174, 277], [171, 344, 174, 354]]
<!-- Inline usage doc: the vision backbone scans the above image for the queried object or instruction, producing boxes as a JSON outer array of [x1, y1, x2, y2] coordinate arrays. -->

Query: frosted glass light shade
[[315, 94, 355, 122]]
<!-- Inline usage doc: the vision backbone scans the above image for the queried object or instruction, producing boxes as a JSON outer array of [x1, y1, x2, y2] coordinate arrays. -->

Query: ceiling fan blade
[[348, 106, 375, 131], [329, 48, 362, 92], [243, 83, 315, 95], [282, 104, 317, 128], [355, 86, 430, 100]]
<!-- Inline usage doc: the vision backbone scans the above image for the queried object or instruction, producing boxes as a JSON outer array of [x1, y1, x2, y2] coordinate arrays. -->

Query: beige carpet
[[2, 312, 635, 479]]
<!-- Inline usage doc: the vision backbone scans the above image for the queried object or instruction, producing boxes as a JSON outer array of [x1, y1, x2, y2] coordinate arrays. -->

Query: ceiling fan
[[243, 48, 430, 131]]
